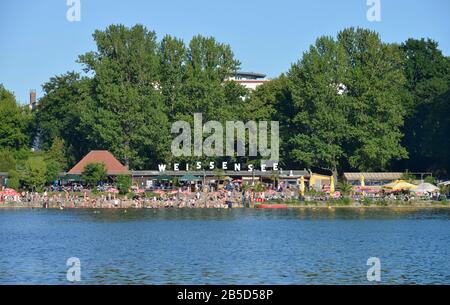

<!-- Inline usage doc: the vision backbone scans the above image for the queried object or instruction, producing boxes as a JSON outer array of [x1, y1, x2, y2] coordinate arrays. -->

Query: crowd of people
[[1, 179, 448, 208], [0, 181, 301, 209]]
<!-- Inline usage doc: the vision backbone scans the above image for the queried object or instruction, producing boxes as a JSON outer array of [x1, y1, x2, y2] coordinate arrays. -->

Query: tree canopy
[[81, 163, 107, 187], [0, 84, 31, 151], [253, 28, 409, 174], [397, 38, 450, 175]]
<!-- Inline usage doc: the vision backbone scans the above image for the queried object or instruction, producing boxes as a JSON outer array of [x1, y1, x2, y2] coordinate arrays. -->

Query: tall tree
[[398, 38, 450, 175], [267, 28, 408, 174], [158, 34, 244, 166], [158, 35, 187, 119], [81, 163, 107, 187], [34, 72, 90, 166], [78, 24, 172, 169], [21, 156, 47, 191], [0, 85, 32, 151], [0, 150, 16, 172], [182, 35, 241, 122], [246, 75, 291, 166]]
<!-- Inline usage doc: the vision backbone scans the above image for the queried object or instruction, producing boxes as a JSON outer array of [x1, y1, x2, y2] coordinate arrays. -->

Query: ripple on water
[[0, 208, 448, 284]]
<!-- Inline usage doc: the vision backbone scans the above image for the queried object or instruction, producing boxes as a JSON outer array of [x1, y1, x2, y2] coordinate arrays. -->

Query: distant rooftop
[[68, 150, 130, 175], [234, 71, 267, 80]]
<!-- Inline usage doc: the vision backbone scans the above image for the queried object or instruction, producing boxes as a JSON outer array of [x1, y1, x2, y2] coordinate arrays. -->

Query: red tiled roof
[[68, 151, 130, 175]]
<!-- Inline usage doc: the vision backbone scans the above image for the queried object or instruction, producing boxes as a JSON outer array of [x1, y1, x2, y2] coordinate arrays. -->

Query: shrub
[[116, 175, 132, 195], [424, 176, 436, 184], [81, 162, 107, 187], [6, 169, 20, 190]]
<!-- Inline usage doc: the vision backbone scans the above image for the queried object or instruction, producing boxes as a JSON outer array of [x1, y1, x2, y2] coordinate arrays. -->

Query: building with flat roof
[[228, 71, 270, 91]]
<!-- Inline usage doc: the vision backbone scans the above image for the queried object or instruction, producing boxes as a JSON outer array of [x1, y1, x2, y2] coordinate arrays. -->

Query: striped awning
[[344, 172, 403, 181]]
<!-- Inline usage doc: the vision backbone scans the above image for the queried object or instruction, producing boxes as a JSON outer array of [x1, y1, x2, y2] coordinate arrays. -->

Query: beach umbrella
[[330, 176, 335, 194], [360, 175, 365, 196], [411, 183, 439, 194], [1, 188, 19, 196], [354, 186, 381, 194], [154, 189, 165, 195], [106, 187, 118, 193], [299, 176, 305, 197], [179, 173, 201, 182], [155, 174, 172, 181], [62, 174, 81, 182], [383, 180, 416, 191], [266, 189, 276, 195]]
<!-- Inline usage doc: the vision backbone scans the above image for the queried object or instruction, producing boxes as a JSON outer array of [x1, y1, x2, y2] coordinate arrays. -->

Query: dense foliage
[[116, 175, 132, 195], [1, 25, 449, 189], [81, 163, 107, 187]]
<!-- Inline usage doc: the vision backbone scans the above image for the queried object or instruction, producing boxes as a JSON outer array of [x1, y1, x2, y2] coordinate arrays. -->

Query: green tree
[[78, 24, 172, 169], [0, 85, 31, 151], [158, 35, 187, 118], [338, 181, 353, 196], [81, 162, 107, 187], [252, 182, 265, 193], [399, 39, 450, 175], [6, 169, 20, 190], [249, 75, 293, 167], [423, 175, 436, 184], [34, 72, 91, 165], [159, 34, 244, 166], [116, 175, 132, 195], [33, 25, 247, 170], [45, 160, 61, 185], [41, 137, 67, 183], [0, 150, 16, 172], [279, 28, 408, 174], [22, 157, 47, 191], [401, 172, 415, 182]]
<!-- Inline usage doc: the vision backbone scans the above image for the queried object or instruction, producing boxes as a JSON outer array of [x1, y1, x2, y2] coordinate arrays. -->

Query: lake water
[[0, 208, 449, 284]]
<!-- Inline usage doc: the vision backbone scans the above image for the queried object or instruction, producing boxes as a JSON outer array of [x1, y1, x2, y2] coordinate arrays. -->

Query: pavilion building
[[67, 150, 130, 176]]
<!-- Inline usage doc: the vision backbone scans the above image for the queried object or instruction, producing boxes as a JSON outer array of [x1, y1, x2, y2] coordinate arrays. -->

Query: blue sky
[[1, 0, 449, 104]]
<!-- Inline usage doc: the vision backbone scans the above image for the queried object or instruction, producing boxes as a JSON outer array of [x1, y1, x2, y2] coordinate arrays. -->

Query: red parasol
[[1, 188, 19, 196], [153, 189, 165, 195], [107, 187, 119, 194]]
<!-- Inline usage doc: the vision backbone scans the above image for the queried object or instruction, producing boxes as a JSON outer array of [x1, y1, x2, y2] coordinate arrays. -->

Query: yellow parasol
[[383, 180, 416, 191], [361, 174, 365, 196], [299, 176, 305, 197], [330, 176, 335, 194]]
